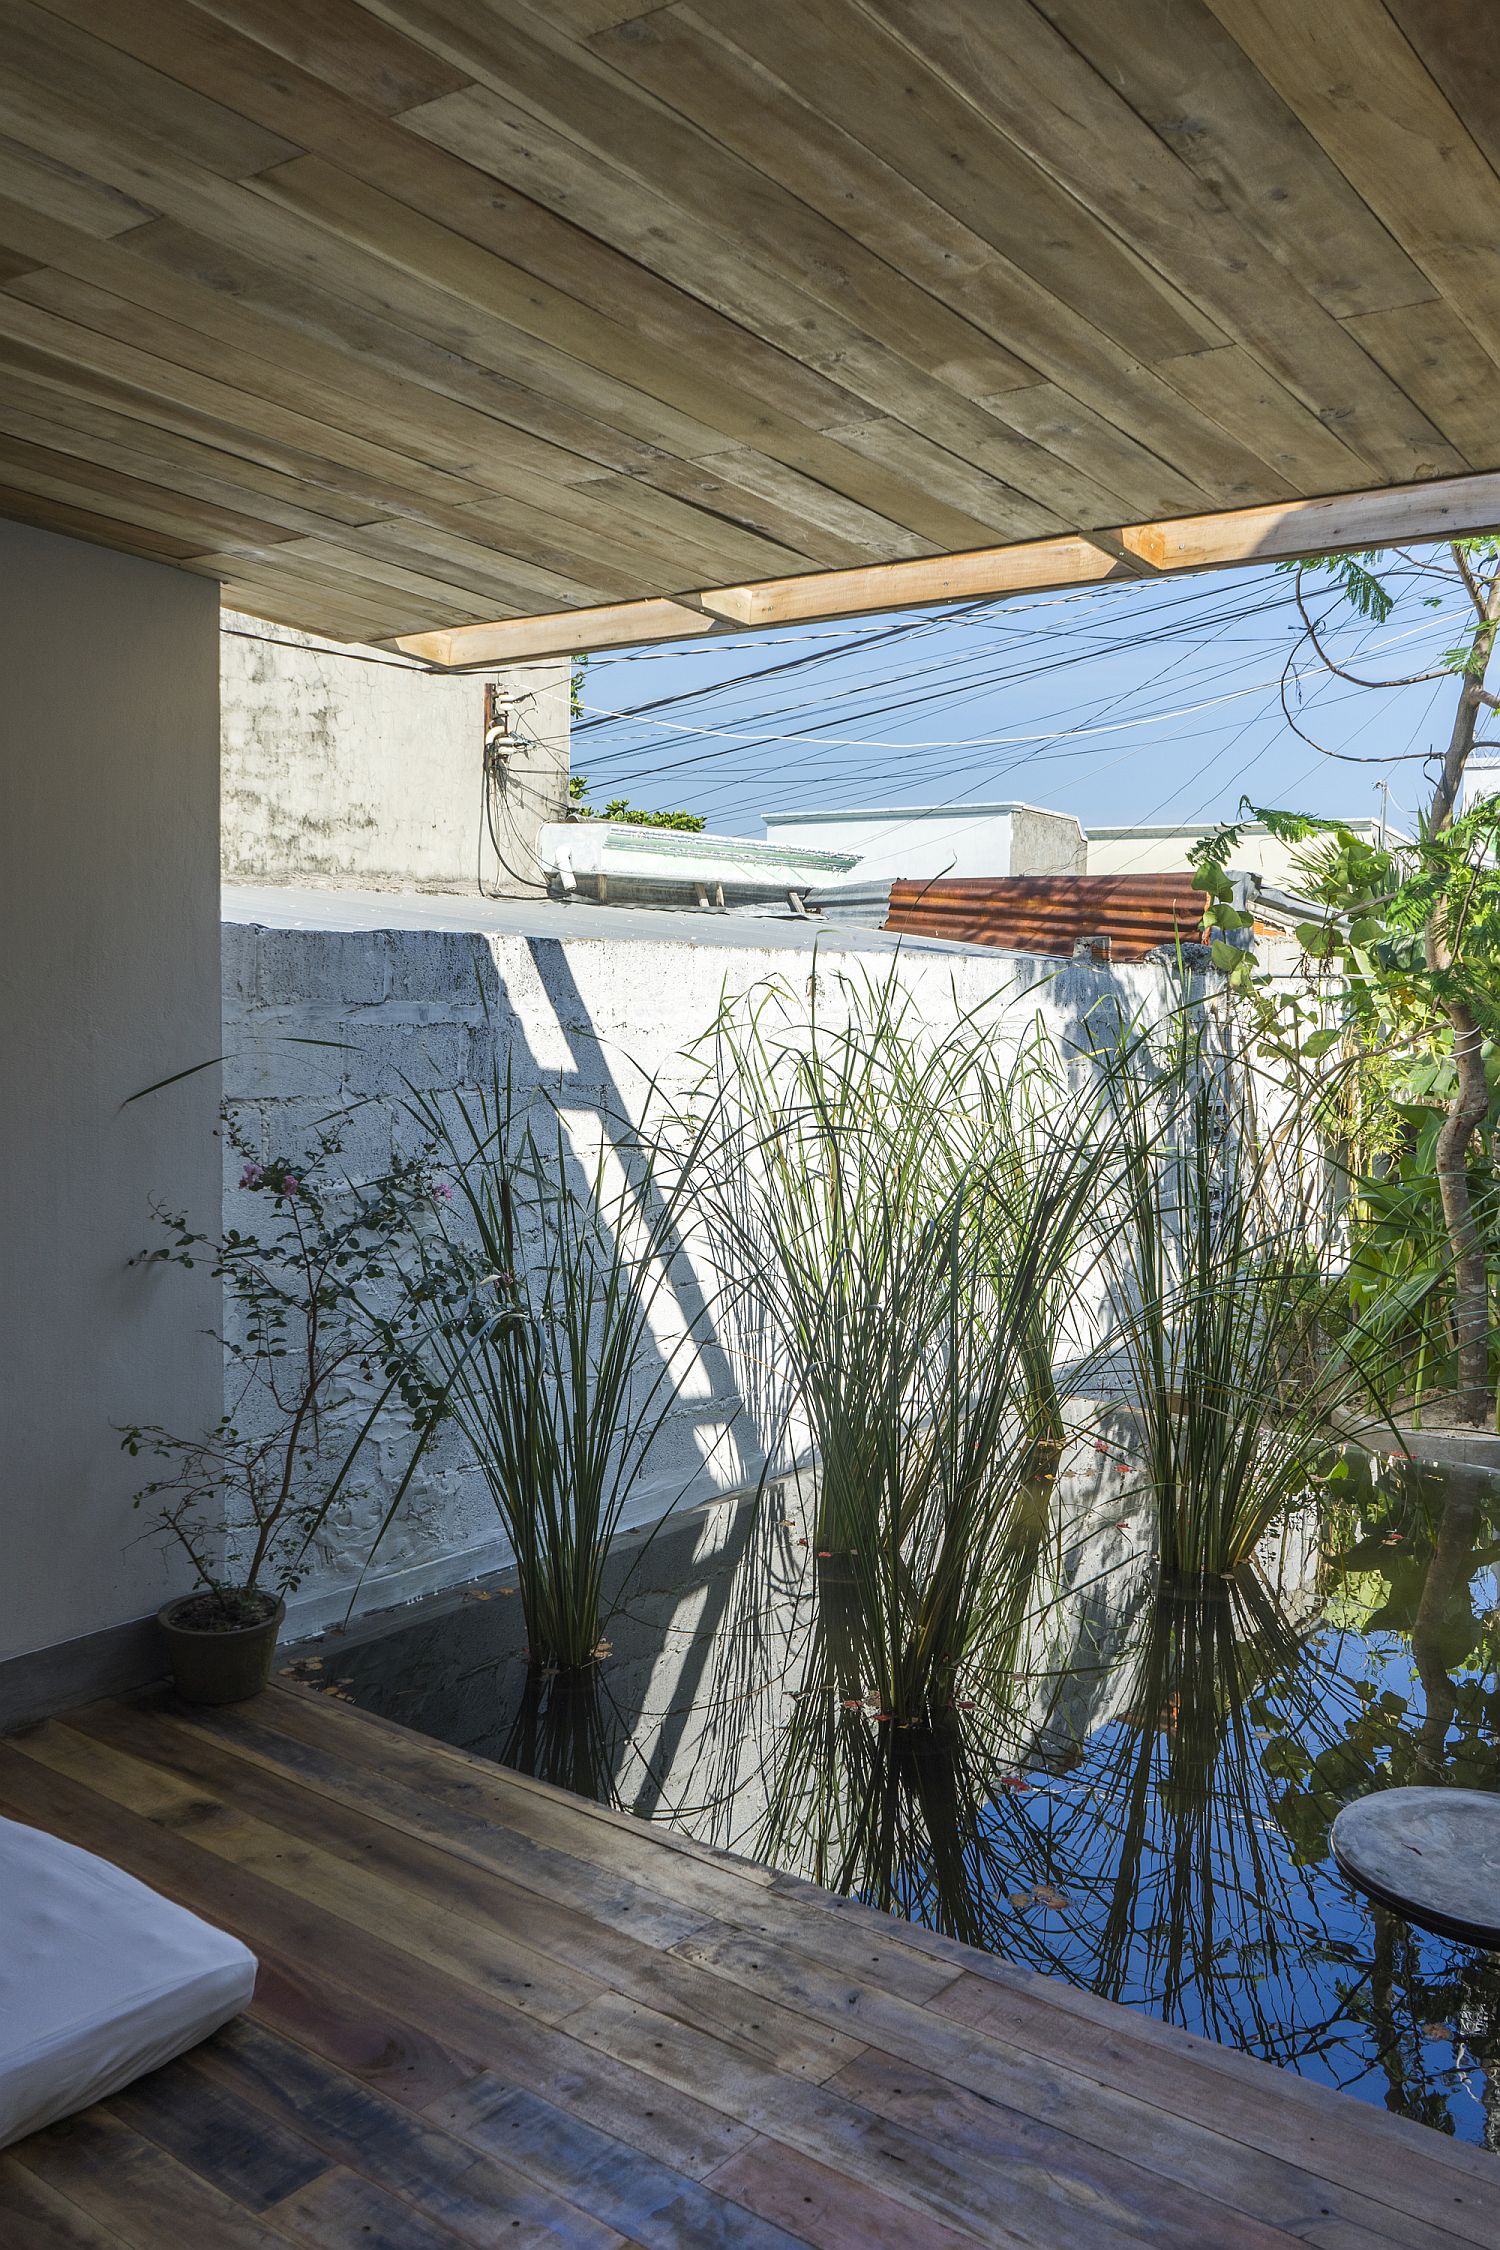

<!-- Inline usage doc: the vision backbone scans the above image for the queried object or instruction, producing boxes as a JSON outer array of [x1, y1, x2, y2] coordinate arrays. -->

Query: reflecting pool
[[289, 1448, 1500, 2145]]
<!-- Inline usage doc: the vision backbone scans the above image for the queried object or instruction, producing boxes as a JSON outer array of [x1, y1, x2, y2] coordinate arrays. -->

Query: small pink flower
[[432, 1179, 453, 1202], [280, 1175, 299, 1199], [239, 1162, 263, 1188]]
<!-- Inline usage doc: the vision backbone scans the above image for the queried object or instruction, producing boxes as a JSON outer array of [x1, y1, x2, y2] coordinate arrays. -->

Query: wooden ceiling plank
[[1, 264, 573, 522], [245, 534, 504, 621], [1339, 301, 1500, 474], [253, 150, 1067, 543], [215, 577, 402, 641], [1383, 1, 1500, 180], [1202, 0, 1500, 368], [0, 255, 812, 595], [239, 152, 1063, 550], [805, 413, 1085, 545], [398, 85, 1044, 414], [179, 0, 473, 117], [0, 287, 569, 533], [0, 441, 300, 550], [0, 174, 664, 509], [341, 516, 638, 614], [0, 478, 203, 556], [0, 0, 301, 179], [0, 32, 1084, 548], [864, 0, 1466, 485], [0, 396, 393, 540], [0, 140, 734, 486], [120, 218, 679, 484], [1150, 345, 1378, 494], [205, 535, 519, 625], [97, 225, 841, 582], [596, 0, 1224, 367], [0, 280, 823, 598], [639, 451, 939, 569], [198, 551, 440, 639], [392, 83, 1112, 531], [974, 385, 1224, 521], [0, 328, 546, 554], [0, 58, 834, 482], [1030, 0, 1434, 322], [0, 126, 159, 238], [601, 3, 1376, 508]]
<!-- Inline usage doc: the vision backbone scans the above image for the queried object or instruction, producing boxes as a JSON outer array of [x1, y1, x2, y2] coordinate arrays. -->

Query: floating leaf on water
[[1033, 1885, 1069, 1910]]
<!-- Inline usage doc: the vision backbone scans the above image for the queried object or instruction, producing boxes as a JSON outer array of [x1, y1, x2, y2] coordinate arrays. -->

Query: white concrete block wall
[[223, 903, 1180, 1632], [220, 612, 570, 894]]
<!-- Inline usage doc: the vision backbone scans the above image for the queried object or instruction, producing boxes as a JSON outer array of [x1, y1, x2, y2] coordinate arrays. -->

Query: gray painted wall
[[0, 524, 222, 1666], [221, 613, 569, 894]]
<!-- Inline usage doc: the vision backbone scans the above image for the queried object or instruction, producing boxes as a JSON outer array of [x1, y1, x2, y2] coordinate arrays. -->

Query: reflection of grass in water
[[751, 1473, 1062, 1945], [977, 1548, 1498, 2082]]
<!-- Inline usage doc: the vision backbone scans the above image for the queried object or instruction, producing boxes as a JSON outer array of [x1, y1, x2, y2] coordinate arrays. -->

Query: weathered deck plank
[[0, 1684, 1493, 2249]]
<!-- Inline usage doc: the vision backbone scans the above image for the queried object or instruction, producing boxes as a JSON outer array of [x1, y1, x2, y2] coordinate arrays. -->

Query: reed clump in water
[[686, 966, 1114, 1731], [1095, 1022, 1389, 1583], [400, 1072, 713, 1676]]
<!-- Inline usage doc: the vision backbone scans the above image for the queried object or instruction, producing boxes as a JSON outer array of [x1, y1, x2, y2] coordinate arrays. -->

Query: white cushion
[[0, 1812, 257, 2148]]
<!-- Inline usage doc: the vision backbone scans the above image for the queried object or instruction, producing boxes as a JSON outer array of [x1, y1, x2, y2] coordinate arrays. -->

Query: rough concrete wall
[[224, 913, 1179, 1633], [1009, 806, 1087, 876], [221, 612, 569, 892], [0, 524, 221, 1664]]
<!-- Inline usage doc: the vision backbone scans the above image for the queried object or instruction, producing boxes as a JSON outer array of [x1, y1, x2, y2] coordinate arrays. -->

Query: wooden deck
[[0, 1686, 1495, 2249]]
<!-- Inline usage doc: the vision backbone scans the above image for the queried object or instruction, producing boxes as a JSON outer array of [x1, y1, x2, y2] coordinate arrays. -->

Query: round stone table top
[[1331, 1788, 1500, 1949]]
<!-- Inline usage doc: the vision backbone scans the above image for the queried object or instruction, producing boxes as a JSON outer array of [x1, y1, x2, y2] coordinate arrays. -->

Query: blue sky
[[569, 554, 1472, 845]]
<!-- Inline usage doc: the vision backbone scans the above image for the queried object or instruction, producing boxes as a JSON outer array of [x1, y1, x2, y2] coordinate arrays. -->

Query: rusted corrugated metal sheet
[[884, 875, 1208, 961]]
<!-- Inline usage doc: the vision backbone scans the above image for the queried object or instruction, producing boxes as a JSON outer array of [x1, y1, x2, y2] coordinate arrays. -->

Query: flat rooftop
[[222, 883, 995, 960]]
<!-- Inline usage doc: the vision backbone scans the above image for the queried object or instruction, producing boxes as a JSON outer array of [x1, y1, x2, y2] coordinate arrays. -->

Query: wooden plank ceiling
[[0, 0, 1497, 649]]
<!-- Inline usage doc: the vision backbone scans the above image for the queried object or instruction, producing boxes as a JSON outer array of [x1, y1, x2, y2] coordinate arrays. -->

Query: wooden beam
[[1120, 470, 1500, 570], [399, 596, 721, 667], [392, 471, 1500, 665]]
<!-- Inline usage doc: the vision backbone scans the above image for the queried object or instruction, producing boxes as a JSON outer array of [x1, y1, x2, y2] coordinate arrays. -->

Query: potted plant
[[125, 1121, 446, 1703]]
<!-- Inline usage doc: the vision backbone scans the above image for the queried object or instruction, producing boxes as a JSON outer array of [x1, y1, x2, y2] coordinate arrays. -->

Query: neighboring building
[[761, 801, 1085, 887], [221, 612, 570, 895], [1460, 755, 1500, 813], [1086, 818, 1402, 885]]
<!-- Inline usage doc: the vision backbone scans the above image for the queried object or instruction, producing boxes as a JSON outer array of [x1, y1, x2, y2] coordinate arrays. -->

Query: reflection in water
[[293, 1451, 1500, 2146]]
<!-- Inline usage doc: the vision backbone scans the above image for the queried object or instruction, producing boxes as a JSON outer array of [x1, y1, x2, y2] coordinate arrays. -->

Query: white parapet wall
[[762, 801, 1087, 887], [221, 612, 571, 895], [223, 886, 1185, 1634]]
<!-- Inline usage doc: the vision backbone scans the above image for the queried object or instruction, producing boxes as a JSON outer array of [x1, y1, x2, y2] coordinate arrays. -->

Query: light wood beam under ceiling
[[394, 470, 1500, 666]]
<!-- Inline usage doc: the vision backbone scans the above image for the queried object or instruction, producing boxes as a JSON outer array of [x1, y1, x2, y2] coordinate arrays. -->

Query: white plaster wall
[[762, 802, 1086, 884], [222, 898, 1178, 1632], [1086, 822, 1396, 883], [0, 525, 222, 1663], [221, 612, 569, 893]]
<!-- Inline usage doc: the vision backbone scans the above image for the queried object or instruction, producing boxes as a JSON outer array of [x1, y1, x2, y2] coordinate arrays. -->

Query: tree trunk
[[1424, 570, 1500, 1426]]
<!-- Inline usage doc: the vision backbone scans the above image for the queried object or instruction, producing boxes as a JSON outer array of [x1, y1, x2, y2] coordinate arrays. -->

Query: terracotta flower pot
[[156, 1590, 285, 1705]]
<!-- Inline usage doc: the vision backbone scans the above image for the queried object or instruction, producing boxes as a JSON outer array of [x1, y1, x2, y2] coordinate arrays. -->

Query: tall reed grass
[[684, 966, 1114, 1728], [400, 1073, 711, 1673], [1094, 1021, 1388, 1581]]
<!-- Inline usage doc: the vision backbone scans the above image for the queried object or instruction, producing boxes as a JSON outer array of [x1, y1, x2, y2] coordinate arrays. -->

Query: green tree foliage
[[567, 771, 706, 832], [1192, 537, 1500, 1425]]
